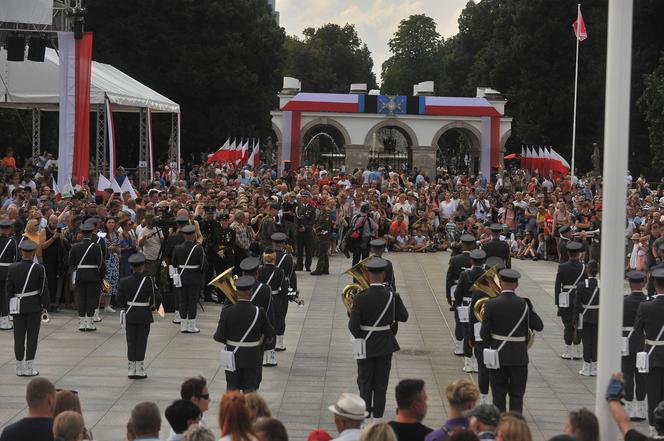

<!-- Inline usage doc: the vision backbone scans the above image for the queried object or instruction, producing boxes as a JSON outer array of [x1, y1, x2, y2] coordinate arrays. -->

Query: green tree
[[381, 14, 442, 95], [639, 53, 664, 172], [283, 23, 377, 93]]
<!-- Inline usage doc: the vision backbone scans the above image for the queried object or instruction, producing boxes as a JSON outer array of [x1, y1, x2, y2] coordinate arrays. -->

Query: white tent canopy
[[0, 48, 179, 113]]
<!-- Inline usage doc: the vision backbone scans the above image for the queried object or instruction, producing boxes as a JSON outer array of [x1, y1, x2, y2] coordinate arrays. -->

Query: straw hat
[[327, 393, 367, 420]]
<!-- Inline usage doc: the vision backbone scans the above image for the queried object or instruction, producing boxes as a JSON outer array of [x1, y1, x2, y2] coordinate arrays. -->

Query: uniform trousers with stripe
[[622, 354, 647, 401], [357, 353, 392, 418], [77, 281, 101, 317], [180, 283, 200, 319], [580, 324, 598, 363], [489, 365, 528, 413], [13, 313, 40, 360], [647, 367, 664, 426], [126, 323, 150, 361]]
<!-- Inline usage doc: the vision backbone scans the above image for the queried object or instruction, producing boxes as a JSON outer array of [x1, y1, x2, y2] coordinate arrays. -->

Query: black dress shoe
[[310, 270, 322, 275]]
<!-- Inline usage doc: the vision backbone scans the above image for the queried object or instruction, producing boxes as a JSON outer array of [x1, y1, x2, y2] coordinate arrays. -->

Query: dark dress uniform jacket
[[480, 292, 543, 366], [118, 273, 162, 324], [454, 266, 485, 308], [164, 231, 185, 262], [275, 249, 296, 290], [383, 258, 396, 290], [6, 260, 49, 313], [172, 241, 207, 285], [647, 263, 664, 297], [623, 291, 647, 354], [634, 296, 664, 368], [446, 251, 471, 303], [348, 284, 409, 358], [257, 264, 285, 299], [92, 234, 108, 260], [558, 237, 571, 263], [69, 238, 105, 281], [573, 277, 599, 325], [469, 288, 489, 344], [482, 239, 511, 268], [250, 278, 273, 312], [554, 260, 586, 309], [214, 300, 275, 368], [0, 236, 18, 280]]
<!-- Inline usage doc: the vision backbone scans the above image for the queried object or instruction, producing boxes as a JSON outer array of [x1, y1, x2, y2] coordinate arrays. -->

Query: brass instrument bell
[[341, 257, 371, 313], [208, 267, 238, 304]]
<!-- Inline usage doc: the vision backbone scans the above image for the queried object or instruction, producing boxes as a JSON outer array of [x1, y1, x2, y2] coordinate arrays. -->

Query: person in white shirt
[[438, 192, 458, 221], [328, 393, 366, 441]]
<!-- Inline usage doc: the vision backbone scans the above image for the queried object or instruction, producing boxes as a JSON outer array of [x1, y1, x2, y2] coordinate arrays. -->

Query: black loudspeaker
[[27, 37, 46, 62], [6, 35, 25, 62]]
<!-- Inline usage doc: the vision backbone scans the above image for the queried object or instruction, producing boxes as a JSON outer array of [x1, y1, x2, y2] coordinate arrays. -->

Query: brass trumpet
[[573, 228, 600, 238], [208, 267, 238, 304], [341, 257, 371, 313]]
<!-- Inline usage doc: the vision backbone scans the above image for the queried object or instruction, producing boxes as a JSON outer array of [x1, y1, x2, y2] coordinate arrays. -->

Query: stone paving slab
[[0, 252, 648, 440]]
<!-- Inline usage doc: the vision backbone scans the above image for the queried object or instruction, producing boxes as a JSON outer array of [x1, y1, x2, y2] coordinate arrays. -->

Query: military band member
[[165, 215, 189, 323], [118, 253, 162, 379], [480, 269, 543, 413], [295, 192, 316, 272], [573, 260, 599, 377], [634, 267, 664, 429], [557, 225, 574, 263], [646, 243, 664, 297], [482, 224, 511, 269], [446, 234, 475, 352], [311, 209, 332, 276], [214, 275, 275, 392], [622, 271, 648, 421], [470, 256, 506, 405], [455, 249, 487, 373], [256, 251, 284, 367], [217, 212, 236, 275], [200, 206, 224, 302], [554, 241, 586, 360], [272, 232, 295, 351], [349, 257, 409, 419], [84, 217, 108, 323], [0, 219, 18, 330], [369, 239, 395, 290], [69, 222, 105, 332], [172, 224, 207, 334], [8, 239, 49, 376]]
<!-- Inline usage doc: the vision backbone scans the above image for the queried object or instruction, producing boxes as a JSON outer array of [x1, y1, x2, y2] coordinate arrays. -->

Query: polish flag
[[207, 138, 230, 164], [573, 7, 588, 42], [247, 142, 260, 168]]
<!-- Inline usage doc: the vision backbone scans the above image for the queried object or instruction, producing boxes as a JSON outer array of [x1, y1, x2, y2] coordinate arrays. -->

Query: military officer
[[311, 209, 332, 276], [118, 253, 162, 379], [217, 212, 236, 274], [634, 267, 664, 429], [8, 239, 49, 376], [165, 215, 189, 323], [272, 232, 295, 351], [257, 203, 279, 251], [0, 219, 18, 330], [482, 224, 511, 268], [480, 268, 543, 413], [470, 256, 506, 404], [622, 271, 648, 421], [369, 239, 395, 290], [573, 260, 600, 377], [69, 222, 105, 332], [82, 217, 107, 323], [172, 224, 207, 334], [455, 248, 487, 373], [256, 251, 284, 367], [446, 234, 476, 352], [214, 275, 275, 392], [295, 192, 316, 271], [554, 241, 586, 360], [348, 257, 409, 419], [200, 206, 224, 302]]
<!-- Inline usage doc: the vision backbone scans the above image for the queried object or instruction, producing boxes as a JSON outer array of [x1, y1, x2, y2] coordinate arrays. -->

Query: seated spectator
[[425, 379, 479, 441], [0, 377, 56, 441], [465, 404, 500, 440], [129, 402, 161, 441], [52, 411, 85, 441], [388, 379, 433, 441], [410, 229, 430, 253], [393, 233, 411, 252], [328, 393, 366, 441], [166, 399, 203, 441], [218, 390, 257, 441], [53, 389, 92, 440], [360, 421, 398, 441], [181, 376, 211, 422], [245, 393, 272, 422], [563, 408, 599, 441], [308, 429, 333, 441], [495, 413, 531, 441], [253, 417, 288, 441], [183, 425, 216, 441]]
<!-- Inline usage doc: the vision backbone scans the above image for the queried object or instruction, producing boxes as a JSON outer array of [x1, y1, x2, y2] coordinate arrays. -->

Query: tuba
[[208, 267, 237, 304], [341, 257, 371, 313], [471, 266, 502, 321]]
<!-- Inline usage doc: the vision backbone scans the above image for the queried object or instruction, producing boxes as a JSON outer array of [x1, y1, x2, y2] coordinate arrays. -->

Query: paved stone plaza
[[0, 252, 648, 440]]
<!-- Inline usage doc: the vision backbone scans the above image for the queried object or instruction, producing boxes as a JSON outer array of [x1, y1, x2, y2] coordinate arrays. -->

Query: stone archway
[[299, 118, 349, 170], [432, 121, 482, 174], [363, 118, 420, 147], [299, 117, 351, 149]]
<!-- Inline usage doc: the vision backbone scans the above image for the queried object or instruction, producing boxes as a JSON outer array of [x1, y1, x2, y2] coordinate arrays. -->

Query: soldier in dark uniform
[[647, 244, 664, 297], [257, 203, 279, 251], [446, 234, 476, 353], [480, 268, 543, 413], [217, 212, 236, 275], [348, 257, 409, 419], [573, 260, 599, 377], [272, 232, 295, 351], [69, 222, 105, 332], [255, 251, 284, 367], [8, 239, 49, 376], [455, 249, 486, 373], [118, 252, 162, 379], [0, 219, 18, 330], [311, 209, 331, 275], [482, 224, 511, 268], [369, 239, 395, 290], [470, 256, 506, 404], [622, 271, 648, 421], [165, 216, 189, 323], [172, 224, 207, 334], [84, 217, 108, 323], [200, 206, 224, 302], [295, 193, 316, 271], [214, 275, 275, 392], [557, 225, 574, 263], [634, 268, 664, 428], [554, 241, 586, 360]]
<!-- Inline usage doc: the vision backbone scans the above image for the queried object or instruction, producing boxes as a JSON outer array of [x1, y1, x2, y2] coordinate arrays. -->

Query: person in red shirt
[[387, 214, 408, 250], [543, 205, 554, 260]]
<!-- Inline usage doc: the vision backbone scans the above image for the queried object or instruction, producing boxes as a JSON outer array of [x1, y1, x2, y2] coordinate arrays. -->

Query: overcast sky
[[276, 0, 470, 85]]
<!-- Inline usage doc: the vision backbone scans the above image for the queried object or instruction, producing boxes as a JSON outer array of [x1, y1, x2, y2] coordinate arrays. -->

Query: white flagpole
[[571, 3, 581, 186], [595, 1, 633, 440]]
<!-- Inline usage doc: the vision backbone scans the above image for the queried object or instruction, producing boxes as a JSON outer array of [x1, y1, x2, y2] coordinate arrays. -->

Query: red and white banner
[[573, 7, 588, 41], [105, 97, 117, 180], [424, 97, 501, 117], [282, 93, 360, 113]]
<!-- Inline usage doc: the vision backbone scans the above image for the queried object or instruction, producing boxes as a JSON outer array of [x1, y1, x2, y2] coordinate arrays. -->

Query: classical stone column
[[410, 145, 436, 179], [344, 144, 368, 172]]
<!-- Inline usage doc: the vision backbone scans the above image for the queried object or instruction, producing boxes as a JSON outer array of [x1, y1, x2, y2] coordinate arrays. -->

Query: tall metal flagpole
[[570, 3, 581, 185], [595, 1, 633, 439]]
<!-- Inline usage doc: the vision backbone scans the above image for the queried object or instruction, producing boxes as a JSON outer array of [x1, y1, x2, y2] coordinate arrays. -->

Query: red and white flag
[[247, 141, 260, 168], [573, 7, 588, 41], [207, 138, 230, 164]]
